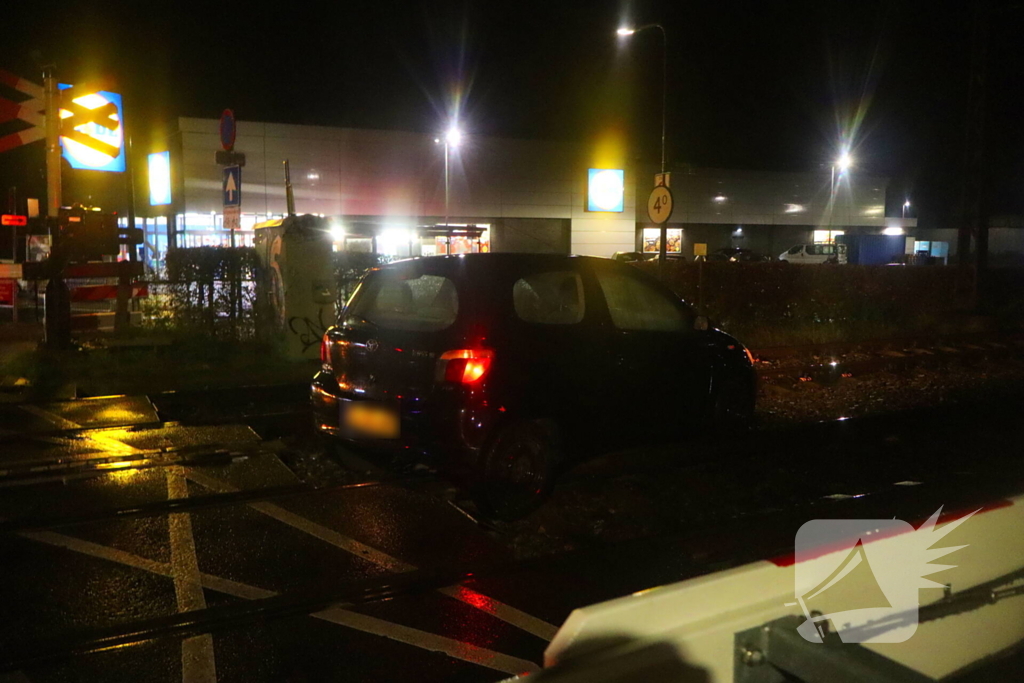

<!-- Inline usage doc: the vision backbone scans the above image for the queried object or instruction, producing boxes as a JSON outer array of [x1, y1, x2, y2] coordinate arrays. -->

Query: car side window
[[513, 270, 585, 324], [788, 245, 802, 255], [596, 271, 687, 332]]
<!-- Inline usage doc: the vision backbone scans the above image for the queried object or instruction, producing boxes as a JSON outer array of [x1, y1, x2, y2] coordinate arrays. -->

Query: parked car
[[778, 243, 847, 264], [311, 254, 756, 519], [706, 247, 771, 262], [610, 251, 655, 263]]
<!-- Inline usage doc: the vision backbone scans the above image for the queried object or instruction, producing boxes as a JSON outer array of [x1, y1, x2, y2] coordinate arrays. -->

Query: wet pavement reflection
[[0, 391, 1022, 681]]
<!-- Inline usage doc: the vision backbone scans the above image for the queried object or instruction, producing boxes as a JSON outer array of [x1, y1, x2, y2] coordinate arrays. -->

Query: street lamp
[[434, 123, 463, 239], [618, 22, 669, 270], [617, 23, 667, 174], [829, 150, 852, 242], [903, 199, 911, 218]]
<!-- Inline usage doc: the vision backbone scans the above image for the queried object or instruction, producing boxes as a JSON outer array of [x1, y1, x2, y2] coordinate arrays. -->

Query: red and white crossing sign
[[70, 283, 149, 302], [0, 280, 16, 306], [0, 70, 44, 154]]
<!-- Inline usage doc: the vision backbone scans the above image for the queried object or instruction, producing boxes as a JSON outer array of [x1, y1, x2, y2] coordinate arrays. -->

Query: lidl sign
[[587, 168, 625, 212], [58, 85, 125, 172], [148, 151, 171, 206]]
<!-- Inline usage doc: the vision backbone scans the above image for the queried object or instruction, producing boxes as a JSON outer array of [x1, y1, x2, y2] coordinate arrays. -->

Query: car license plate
[[342, 401, 400, 439]]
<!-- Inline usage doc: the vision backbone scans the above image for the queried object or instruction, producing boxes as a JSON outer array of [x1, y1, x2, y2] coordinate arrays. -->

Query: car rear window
[[349, 272, 458, 331], [513, 270, 585, 325]]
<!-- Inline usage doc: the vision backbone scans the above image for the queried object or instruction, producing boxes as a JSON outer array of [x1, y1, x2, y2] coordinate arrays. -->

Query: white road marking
[[436, 586, 558, 641], [312, 607, 539, 675], [17, 529, 539, 675], [184, 469, 558, 641], [185, 469, 413, 572], [166, 467, 217, 683], [12, 408, 555, 649]]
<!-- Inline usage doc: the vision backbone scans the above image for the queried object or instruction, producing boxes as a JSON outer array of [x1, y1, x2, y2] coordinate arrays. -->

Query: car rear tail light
[[320, 334, 331, 367], [438, 349, 494, 384]]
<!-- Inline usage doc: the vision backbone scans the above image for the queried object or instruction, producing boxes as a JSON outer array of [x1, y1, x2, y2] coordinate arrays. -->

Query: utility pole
[[41, 65, 71, 347], [284, 160, 296, 216], [117, 107, 138, 333], [42, 66, 61, 216], [956, 0, 990, 310]]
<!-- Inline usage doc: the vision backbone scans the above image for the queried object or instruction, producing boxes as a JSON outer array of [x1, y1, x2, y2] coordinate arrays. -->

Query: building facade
[[140, 118, 916, 267]]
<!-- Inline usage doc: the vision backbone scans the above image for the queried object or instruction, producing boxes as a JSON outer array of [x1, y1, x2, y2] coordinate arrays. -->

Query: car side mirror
[[694, 315, 709, 332]]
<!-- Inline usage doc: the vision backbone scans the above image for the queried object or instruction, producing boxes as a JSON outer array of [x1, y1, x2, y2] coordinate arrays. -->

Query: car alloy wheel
[[477, 420, 557, 521]]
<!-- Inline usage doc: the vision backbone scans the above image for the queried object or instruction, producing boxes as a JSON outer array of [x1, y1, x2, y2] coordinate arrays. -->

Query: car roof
[[378, 253, 612, 270]]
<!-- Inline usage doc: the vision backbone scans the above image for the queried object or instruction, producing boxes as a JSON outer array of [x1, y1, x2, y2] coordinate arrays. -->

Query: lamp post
[[434, 125, 462, 235], [829, 151, 852, 242], [617, 24, 667, 174], [618, 24, 668, 271], [903, 199, 911, 219]]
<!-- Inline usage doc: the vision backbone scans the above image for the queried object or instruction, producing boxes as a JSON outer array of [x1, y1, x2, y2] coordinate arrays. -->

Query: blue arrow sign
[[223, 165, 241, 207]]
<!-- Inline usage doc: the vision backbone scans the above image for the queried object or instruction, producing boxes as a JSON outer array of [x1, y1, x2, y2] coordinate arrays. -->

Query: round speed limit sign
[[647, 185, 674, 224]]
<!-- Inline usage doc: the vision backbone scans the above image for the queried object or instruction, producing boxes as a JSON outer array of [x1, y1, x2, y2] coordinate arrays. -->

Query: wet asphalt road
[[0, 389, 1023, 682]]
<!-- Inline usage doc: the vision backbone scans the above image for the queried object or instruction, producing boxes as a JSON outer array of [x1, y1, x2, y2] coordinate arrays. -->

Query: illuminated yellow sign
[[58, 86, 125, 172]]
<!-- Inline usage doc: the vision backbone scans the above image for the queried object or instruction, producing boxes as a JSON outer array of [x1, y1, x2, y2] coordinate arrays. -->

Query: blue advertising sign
[[587, 168, 625, 212], [148, 151, 172, 206]]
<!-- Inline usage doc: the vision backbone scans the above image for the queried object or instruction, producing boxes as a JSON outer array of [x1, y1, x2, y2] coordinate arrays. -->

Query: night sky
[[3, 0, 1024, 227]]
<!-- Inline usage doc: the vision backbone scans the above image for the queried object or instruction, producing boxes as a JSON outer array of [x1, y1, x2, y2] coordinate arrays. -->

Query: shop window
[[513, 271, 585, 325], [596, 271, 686, 332], [642, 228, 682, 253], [813, 230, 844, 244]]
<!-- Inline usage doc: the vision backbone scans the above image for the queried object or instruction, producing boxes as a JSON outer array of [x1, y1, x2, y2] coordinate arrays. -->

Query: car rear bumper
[[310, 371, 493, 473]]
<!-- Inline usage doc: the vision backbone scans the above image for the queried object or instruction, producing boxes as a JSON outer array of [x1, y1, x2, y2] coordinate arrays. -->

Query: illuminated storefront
[[326, 224, 490, 258], [642, 227, 682, 254]]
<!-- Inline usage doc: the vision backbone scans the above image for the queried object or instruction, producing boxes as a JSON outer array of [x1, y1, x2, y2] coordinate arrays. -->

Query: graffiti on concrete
[[288, 308, 329, 354]]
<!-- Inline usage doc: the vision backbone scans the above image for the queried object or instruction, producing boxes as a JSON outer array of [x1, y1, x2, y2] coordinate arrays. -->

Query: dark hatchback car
[[706, 247, 772, 262], [312, 254, 755, 518]]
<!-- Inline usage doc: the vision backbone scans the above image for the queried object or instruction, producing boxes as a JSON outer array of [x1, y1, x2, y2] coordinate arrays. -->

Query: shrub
[[638, 261, 978, 347], [149, 247, 259, 339]]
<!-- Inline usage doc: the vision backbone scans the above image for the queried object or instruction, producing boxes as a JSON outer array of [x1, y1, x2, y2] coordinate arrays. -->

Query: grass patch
[[2, 335, 316, 399]]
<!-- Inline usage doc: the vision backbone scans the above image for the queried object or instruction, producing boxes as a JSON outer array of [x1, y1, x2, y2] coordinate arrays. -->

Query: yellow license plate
[[343, 401, 400, 439]]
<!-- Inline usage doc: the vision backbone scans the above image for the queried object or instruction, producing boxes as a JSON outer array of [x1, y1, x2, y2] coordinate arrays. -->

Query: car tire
[[712, 375, 755, 434], [475, 420, 558, 521]]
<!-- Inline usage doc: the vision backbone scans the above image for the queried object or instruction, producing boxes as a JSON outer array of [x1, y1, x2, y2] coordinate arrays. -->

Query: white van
[[779, 243, 847, 264]]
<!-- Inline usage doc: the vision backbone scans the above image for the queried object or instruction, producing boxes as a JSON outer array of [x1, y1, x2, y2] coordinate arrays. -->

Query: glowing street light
[[829, 149, 853, 242], [903, 199, 911, 218], [435, 122, 464, 233], [445, 125, 463, 148], [837, 152, 852, 174], [616, 27, 636, 36]]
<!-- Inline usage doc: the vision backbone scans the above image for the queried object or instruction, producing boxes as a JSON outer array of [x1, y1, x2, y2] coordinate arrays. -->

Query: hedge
[[147, 247, 259, 339], [638, 260, 980, 347]]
